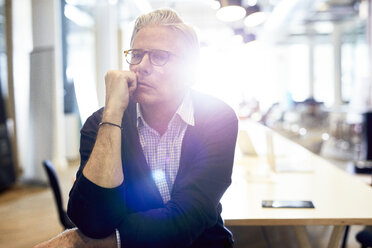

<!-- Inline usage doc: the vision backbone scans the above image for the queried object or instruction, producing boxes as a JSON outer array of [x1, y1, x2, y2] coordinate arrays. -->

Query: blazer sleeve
[[68, 105, 238, 247]]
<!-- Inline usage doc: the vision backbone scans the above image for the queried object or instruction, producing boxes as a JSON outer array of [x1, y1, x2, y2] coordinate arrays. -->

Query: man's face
[[130, 25, 191, 107]]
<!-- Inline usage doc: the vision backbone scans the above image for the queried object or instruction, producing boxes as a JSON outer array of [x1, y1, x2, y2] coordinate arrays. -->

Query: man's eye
[[132, 53, 142, 59], [152, 52, 168, 61]]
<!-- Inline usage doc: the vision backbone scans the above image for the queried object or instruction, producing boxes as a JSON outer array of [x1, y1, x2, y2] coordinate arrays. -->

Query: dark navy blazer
[[68, 90, 238, 247]]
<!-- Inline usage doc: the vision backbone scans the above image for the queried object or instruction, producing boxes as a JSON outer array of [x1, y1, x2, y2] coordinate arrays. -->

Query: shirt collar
[[175, 90, 195, 126], [136, 90, 195, 128]]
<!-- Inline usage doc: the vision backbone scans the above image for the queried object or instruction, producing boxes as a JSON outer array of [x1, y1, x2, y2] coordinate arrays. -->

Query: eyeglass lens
[[126, 50, 170, 66]]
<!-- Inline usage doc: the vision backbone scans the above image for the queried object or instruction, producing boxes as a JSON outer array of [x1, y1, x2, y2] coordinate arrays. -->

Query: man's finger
[[126, 71, 137, 95]]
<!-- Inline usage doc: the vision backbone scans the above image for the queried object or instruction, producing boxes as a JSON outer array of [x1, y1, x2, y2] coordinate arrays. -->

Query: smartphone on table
[[262, 200, 315, 209]]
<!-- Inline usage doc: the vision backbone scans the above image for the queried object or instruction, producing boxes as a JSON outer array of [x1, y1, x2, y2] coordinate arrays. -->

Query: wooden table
[[221, 121, 372, 248]]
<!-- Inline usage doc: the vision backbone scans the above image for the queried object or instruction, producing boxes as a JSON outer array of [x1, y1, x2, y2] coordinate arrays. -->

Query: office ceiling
[[143, 0, 365, 43], [66, 0, 367, 44]]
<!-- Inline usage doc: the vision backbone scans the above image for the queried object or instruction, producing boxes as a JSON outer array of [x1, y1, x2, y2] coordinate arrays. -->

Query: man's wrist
[[99, 122, 123, 130], [103, 107, 125, 124]]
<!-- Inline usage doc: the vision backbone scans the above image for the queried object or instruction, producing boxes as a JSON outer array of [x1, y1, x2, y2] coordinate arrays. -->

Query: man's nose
[[133, 53, 152, 74], [140, 53, 152, 66]]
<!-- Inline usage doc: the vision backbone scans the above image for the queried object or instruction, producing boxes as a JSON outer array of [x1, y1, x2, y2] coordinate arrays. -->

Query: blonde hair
[[130, 9, 200, 61]]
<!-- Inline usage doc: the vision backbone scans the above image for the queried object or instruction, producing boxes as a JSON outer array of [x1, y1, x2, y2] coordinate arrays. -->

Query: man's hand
[[103, 70, 137, 124], [33, 228, 117, 248]]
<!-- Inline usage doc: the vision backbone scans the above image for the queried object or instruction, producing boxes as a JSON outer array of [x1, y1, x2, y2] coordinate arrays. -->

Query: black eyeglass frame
[[124, 49, 178, 66]]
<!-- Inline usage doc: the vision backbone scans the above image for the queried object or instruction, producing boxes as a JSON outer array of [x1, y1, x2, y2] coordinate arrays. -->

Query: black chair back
[[42, 160, 75, 229]]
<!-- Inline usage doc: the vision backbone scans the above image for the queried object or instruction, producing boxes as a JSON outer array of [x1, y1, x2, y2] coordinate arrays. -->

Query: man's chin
[[132, 94, 140, 103], [132, 92, 153, 105]]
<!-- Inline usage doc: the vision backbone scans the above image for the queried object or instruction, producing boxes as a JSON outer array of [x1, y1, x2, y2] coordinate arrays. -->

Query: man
[[35, 8, 238, 248]]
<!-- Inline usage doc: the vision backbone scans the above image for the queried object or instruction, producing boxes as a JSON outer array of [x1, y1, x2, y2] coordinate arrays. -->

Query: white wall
[[13, 0, 66, 182], [12, 0, 33, 180]]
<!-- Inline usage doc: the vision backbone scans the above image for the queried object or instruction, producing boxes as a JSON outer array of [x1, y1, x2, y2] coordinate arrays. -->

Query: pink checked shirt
[[136, 92, 195, 203]]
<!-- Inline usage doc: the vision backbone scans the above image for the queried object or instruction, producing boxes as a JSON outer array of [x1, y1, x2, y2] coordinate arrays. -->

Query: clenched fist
[[102, 70, 137, 124]]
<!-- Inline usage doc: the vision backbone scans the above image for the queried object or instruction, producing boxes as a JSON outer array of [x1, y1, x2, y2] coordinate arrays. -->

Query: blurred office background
[[0, 0, 371, 246]]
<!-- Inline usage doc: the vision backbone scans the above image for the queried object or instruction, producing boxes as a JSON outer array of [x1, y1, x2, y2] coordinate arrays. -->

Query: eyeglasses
[[124, 49, 176, 66]]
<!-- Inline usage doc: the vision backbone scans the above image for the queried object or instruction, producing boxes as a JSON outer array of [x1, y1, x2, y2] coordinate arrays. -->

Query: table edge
[[224, 218, 372, 226]]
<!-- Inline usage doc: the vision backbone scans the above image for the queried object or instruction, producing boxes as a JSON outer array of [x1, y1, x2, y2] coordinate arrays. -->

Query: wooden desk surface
[[221, 121, 372, 226]]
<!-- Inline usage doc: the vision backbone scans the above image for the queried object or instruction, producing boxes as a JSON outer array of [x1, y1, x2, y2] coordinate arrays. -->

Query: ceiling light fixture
[[210, 0, 221, 10], [244, 11, 268, 27], [216, 0, 247, 22]]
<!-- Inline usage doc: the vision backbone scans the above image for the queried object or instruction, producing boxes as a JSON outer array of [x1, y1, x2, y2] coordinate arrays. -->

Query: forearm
[[33, 228, 117, 248], [82, 111, 123, 188]]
